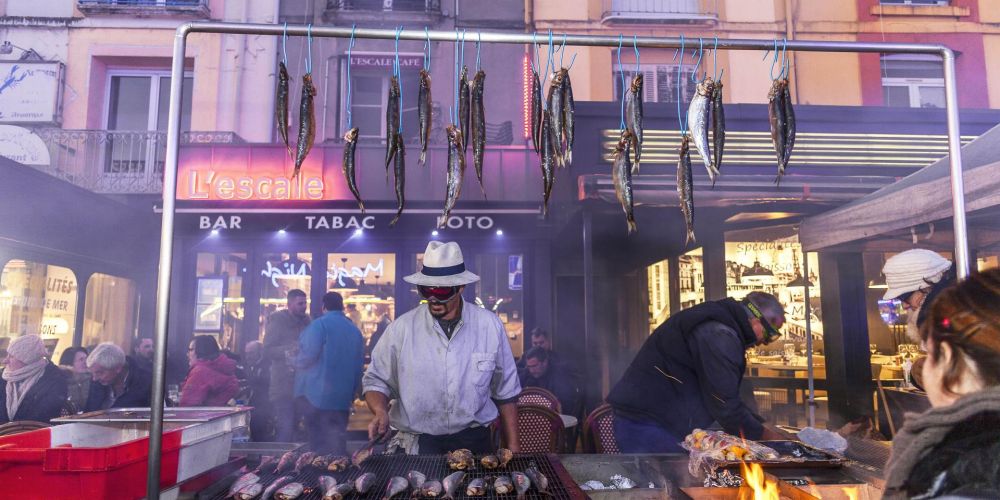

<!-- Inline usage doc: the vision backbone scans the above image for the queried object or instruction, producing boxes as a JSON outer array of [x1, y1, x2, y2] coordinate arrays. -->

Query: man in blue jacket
[[294, 291, 365, 454], [607, 291, 787, 452]]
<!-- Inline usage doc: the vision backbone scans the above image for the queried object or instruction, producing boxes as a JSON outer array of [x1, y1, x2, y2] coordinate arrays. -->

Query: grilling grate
[[210, 453, 587, 500]]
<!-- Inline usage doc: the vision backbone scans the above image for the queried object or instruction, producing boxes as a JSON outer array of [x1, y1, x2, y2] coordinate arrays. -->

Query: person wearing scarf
[[1, 335, 68, 424], [884, 269, 1000, 498]]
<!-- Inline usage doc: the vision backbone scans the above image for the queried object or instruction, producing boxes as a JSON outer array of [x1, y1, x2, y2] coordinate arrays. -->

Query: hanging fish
[[561, 68, 576, 167], [677, 135, 696, 245], [686, 77, 717, 184], [385, 75, 401, 183], [612, 129, 637, 234], [531, 70, 543, 155], [546, 70, 566, 167], [275, 62, 291, 157], [768, 78, 788, 184], [625, 73, 644, 174], [292, 73, 316, 179], [418, 69, 433, 166], [390, 134, 406, 227], [459, 66, 471, 154], [710, 79, 726, 186], [442, 125, 466, 225], [470, 69, 487, 199], [342, 127, 363, 213], [539, 111, 555, 216], [780, 78, 796, 180]]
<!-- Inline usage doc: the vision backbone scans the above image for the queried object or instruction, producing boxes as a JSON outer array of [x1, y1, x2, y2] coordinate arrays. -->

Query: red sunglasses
[[418, 286, 460, 302]]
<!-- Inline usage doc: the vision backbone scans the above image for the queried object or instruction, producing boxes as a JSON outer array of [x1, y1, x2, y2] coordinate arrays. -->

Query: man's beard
[[905, 309, 922, 344], [428, 303, 447, 318]]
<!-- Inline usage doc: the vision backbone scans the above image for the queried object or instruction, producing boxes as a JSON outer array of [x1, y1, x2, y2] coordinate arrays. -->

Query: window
[[0, 260, 78, 361], [83, 273, 140, 354], [105, 72, 193, 173], [259, 252, 312, 339], [326, 253, 396, 345], [612, 63, 697, 104], [678, 247, 704, 310], [195, 253, 246, 351], [881, 55, 945, 108], [474, 254, 524, 358], [879, 0, 948, 5], [342, 62, 421, 142], [646, 259, 670, 333]]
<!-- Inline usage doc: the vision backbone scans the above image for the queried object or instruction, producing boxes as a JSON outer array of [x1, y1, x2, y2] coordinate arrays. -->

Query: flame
[[740, 461, 779, 500], [843, 486, 859, 500]]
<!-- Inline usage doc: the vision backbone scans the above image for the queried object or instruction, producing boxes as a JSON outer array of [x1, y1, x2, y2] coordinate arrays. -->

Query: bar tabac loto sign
[[177, 145, 352, 201]]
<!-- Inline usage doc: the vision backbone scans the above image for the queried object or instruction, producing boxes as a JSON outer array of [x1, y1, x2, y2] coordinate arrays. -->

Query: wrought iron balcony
[[323, 0, 442, 22], [601, 0, 718, 24], [31, 129, 241, 194], [77, 0, 210, 17]]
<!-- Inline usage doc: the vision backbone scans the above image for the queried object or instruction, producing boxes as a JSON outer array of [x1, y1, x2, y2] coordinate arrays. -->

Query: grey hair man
[[84, 342, 152, 412], [607, 291, 787, 453]]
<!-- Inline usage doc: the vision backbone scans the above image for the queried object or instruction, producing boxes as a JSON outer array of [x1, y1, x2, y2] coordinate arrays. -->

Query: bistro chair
[[878, 380, 931, 438], [583, 404, 620, 454], [60, 399, 78, 417], [511, 405, 564, 453], [516, 387, 562, 414], [0, 421, 51, 437]]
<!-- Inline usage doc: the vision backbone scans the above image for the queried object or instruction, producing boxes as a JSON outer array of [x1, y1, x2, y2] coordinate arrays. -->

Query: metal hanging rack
[[148, 22, 970, 498]]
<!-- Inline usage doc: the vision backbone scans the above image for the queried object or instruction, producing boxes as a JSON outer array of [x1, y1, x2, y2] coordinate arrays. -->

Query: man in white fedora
[[363, 241, 522, 454]]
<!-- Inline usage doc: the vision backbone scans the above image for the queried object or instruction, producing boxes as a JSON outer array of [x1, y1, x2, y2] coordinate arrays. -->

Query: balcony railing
[[31, 129, 241, 194], [602, 0, 718, 23], [77, 0, 210, 17], [325, 0, 440, 12]]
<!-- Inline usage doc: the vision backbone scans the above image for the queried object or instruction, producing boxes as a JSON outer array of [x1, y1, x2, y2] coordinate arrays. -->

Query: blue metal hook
[[712, 36, 720, 80], [676, 35, 687, 136], [346, 24, 357, 129], [633, 35, 640, 74], [690, 38, 705, 83], [423, 27, 431, 72], [306, 24, 313, 74], [281, 22, 288, 67], [617, 34, 625, 131]]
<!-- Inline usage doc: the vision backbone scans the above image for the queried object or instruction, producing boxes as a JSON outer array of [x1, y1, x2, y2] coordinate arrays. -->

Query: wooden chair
[[583, 404, 620, 454], [0, 421, 51, 437], [511, 405, 564, 453], [516, 387, 562, 414]]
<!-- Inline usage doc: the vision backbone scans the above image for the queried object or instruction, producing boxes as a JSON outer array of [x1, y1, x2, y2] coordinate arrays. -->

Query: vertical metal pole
[[942, 48, 970, 279], [804, 252, 815, 428], [146, 24, 189, 500], [582, 208, 595, 408]]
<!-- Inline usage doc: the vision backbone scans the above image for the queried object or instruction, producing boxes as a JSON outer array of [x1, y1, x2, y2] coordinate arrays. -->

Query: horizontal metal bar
[[181, 22, 948, 55]]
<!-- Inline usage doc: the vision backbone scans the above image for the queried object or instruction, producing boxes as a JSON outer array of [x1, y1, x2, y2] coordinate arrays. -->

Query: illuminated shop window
[[83, 273, 140, 354], [474, 254, 524, 358], [0, 260, 77, 361], [259, 252, 312, 340], [326, 253, 396, 345], [196, 253, 247, 351], [646, 259, 670, 334], [679, 247, 705, 310]]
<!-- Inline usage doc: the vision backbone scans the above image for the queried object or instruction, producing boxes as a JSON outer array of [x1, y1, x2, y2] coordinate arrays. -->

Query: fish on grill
[[385, 75, 401, 183], [524, 467, 551, 495], [275, 452, 297, 474], [327, 456, 350, 472], [465, 478, 486, 496], [494, 475, 514, 495], [311, 455, 332, 469], [390, 134, 406, 227], [561, 68, 576, 167], [351, 443, 376, 469], [227, 471, 259, 498], [442, 471, 466, 500], [421, 480, 443, 498], [496, 448, 514, 467], [318, 476, 338, 491], [323, 483, 354, 500], [262, 475, 294, 500], [459, 66, 471, 154], [480, 454, 499, 469], [625, 73, 644, 174], [612, 129, 637, 234], [383, 476, 409, 500], [511, 471, 531, 500], [276, 62, 291, 157], [234, 482, 263, 500], [441, 125, 466, 225], [418, 69, 432, 166], [687, 77, 717, 184], [768, 78, 788, 185], [710, 79, 726, 185], [407, 470, 427, 491], [254, 456, 276, 474], [294, 452, 317, 474], [354, 472, 377, 494], [470, 69, 487, 199], [275, 482, 305, 500], [292, 73, 316, 179], [531, 71, 543, 155], [677, 135, 696, 246]]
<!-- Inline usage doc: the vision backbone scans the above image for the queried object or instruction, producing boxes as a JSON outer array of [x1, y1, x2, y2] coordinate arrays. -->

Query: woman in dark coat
[[1, 335, 69, 424], [884, 269, 1000, 499]]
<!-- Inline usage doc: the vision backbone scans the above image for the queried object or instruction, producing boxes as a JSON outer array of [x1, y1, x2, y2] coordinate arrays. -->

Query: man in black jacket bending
[[607, 292, 787, 452]]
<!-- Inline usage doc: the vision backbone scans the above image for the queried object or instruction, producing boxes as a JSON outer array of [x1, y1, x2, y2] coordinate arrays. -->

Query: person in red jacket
[[180, 336, 239, 406]]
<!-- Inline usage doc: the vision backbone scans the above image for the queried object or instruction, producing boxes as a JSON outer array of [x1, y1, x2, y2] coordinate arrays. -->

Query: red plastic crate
[[0, 423, 185, 500]]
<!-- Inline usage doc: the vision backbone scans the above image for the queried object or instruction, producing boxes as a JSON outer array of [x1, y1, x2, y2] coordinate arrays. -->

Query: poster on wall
[[0, 62, 64, 124], [508, 255, 523, 291], [41, 264, 76, 359], [194, 277, 225, 331]]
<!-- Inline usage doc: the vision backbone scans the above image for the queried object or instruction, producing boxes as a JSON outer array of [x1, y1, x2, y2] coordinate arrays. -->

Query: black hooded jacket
[[607, 298, 764, 439]]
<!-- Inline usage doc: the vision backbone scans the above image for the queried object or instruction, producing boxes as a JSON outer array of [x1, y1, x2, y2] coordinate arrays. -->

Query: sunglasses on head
[[745, 300, 782, 345], [418, 285, 460, 302]]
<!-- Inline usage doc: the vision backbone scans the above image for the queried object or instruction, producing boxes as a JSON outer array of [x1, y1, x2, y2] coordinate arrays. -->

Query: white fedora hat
[[882, 249, 952, 301], [404, 241, 480, 287]]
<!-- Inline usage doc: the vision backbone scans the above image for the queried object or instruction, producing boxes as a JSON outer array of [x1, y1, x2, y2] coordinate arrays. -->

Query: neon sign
[[187, 170, 324, 201], [327, 259, 385, 287], [261, 260, 310, 287]]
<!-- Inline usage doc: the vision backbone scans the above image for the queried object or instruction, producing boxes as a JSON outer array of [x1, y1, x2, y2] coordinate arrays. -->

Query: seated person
[[84, 343, 152, 412], [517, 347, 581, 415], [0, 335, 68, 424]]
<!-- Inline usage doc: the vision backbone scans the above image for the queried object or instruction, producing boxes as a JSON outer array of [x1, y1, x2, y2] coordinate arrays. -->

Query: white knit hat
[[7, 334, 47, 365], [882, 249, 952, 301]]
